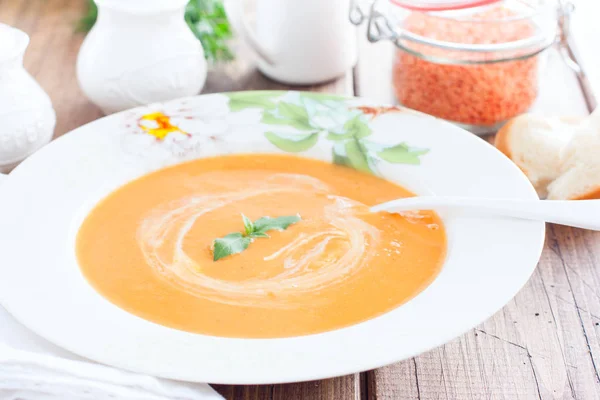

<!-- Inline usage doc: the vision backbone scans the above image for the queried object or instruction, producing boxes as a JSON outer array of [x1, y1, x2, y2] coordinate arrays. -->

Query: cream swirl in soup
[[137, 173, 381, 309]]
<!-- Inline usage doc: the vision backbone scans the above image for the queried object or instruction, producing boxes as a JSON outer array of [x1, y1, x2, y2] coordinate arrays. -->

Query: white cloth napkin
[[0, 306, 223, 400]]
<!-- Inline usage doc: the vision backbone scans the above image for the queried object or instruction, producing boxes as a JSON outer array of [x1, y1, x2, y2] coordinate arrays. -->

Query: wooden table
[[3, 1, 600, 399]]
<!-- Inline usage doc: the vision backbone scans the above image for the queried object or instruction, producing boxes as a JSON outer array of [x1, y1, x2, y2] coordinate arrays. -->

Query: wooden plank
[[0, 0, 28, 26], [214, 375, 360, 400], [355, 23, 596, 399], [543, 226, 600, 398]]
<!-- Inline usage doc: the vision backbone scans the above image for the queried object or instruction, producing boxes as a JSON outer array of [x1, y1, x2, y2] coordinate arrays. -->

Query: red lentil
[[393, 8, 540, 127]]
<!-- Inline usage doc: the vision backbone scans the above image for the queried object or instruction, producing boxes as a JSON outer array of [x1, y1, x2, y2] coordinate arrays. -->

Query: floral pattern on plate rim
[[122, 91, 429, 175]]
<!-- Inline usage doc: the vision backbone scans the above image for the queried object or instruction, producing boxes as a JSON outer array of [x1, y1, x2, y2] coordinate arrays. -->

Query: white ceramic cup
[[224, 0, 358, 85]]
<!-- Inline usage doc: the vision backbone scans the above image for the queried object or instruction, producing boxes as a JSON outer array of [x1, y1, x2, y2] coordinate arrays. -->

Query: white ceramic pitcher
[[224, 0, 358, 85], [0, 24, 56, 173], [77, 0, 207, 114]]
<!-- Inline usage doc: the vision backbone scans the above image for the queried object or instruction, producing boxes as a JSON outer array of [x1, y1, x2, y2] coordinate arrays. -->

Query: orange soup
[[76, 154, 446, 338]]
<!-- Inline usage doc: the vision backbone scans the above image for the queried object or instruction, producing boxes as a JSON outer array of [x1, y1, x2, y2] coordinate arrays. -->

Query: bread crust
[[495, 118, 531, 177], [494, 118, 515, 160], [495, 114, 596, 201], [572, 186, 600, 200]]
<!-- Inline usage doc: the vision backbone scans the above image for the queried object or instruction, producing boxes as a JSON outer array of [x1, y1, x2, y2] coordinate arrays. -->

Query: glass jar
[[350, 0, 576, 135]]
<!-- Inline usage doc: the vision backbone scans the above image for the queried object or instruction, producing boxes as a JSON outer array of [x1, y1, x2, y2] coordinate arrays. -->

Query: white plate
[[0, 91, 544, 384]]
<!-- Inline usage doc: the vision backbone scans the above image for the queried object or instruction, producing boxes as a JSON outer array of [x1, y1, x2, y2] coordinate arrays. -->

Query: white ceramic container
[[224, 0, 358, 85], [76, 0, 207, 114], [0, 24, 56, 173]]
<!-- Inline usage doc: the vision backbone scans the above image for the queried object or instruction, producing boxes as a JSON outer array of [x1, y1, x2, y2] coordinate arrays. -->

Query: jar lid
[[391, 0, 501, 11]]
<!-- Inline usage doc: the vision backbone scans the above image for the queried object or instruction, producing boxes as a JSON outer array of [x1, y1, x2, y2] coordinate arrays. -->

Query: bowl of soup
[[0, 91, 544, 383]]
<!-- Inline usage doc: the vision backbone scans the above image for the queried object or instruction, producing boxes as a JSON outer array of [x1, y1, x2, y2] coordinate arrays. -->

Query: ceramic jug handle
[[223, 0, 276, 65]]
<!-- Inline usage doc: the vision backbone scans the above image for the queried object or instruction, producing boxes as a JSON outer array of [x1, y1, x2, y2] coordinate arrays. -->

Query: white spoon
[[371, 197, 600, 231]]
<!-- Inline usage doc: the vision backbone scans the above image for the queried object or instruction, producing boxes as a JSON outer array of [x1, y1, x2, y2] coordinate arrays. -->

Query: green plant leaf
[[212, 214, 301, 261], [269, 102, 313, 130], [265, 131, 319, 153], [213, 233, 252, 261], [345, 115, 371, 139], [262, 102, 314, 131], [332, 147, 352, 168], [185, 0, 234, 63], [76, 0, 98, 32], [278, 102, 307, 120], [345, 139, 373, 174], [227, 92, 280, 111], [254, 215, 302, 233], [249, 232, 270, 238], [261, 111, 284, 125], [241, 214, 254, 236], [377, 143, 429, 165], [326, 131, 347, 141], [327, 115, 371, 141]]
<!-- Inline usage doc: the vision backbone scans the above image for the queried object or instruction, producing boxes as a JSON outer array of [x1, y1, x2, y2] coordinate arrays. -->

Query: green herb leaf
[[377, 143, 429, 165], [241, 214, 254, 235], [212, 214, 301, 261], [265, 131, 319, 152], [249, 231, 270, 238], [76, 0, 98, 32], [213, 233, 252, 261], [253, 215, 302, 233]]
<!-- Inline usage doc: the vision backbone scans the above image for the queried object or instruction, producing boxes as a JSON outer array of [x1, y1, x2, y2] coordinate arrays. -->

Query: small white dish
[[0, 91, 544, 384]]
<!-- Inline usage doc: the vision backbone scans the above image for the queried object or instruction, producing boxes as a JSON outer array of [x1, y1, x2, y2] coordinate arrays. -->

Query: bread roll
[[495, 114, 581, 198], [547, 114, 600, 200]]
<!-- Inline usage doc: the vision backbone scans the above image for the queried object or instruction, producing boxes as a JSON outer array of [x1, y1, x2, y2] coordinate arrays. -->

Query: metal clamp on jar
[[350, 0, 578, 135]]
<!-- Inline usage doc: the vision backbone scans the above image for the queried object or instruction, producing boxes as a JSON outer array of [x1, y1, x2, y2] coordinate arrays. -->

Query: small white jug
[[0, 24, 56, 173], [77, 0, 207, 114], [224, 0, 358, 85]]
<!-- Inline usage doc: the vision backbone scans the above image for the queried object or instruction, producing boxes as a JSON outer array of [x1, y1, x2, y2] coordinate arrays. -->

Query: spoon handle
[[371, 197, 600, 231]]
